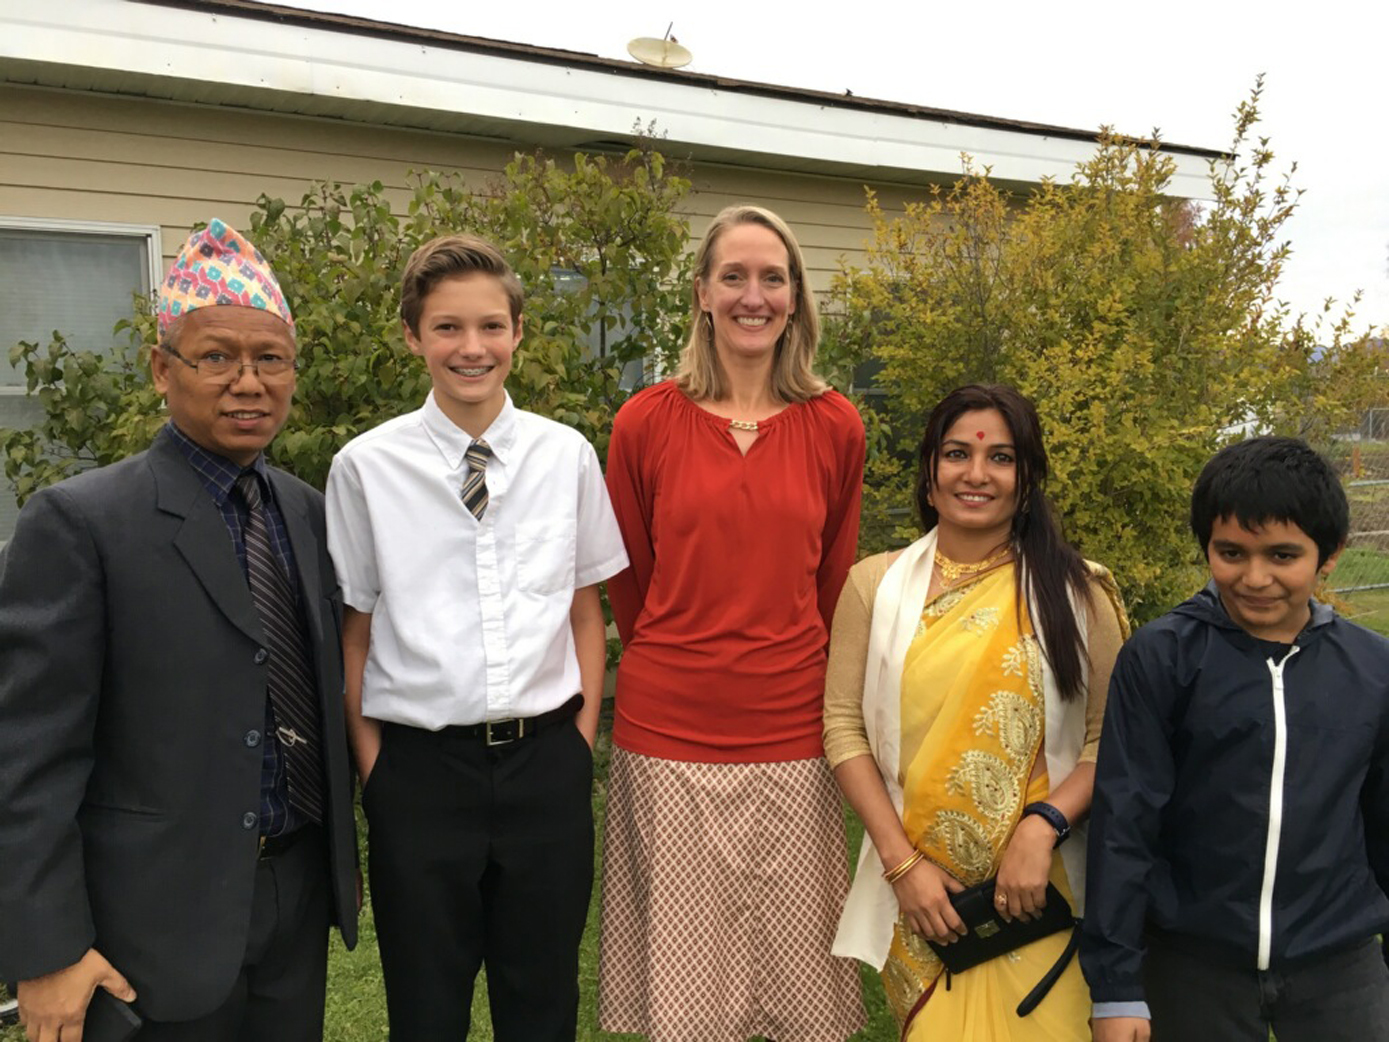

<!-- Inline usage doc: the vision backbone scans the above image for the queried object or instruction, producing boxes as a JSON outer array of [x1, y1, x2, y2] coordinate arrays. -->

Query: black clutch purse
[[926, 877, 1079, 1016]]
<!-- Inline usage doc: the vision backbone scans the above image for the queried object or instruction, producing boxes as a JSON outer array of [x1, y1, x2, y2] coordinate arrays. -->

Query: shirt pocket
[[516, 519, 576, 597]]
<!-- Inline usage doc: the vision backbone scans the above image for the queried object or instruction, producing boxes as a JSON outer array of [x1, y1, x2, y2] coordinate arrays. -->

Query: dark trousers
[[364, 717, 594, 1042], [133, 827, 331, 1042], [1145, 932, 1389, 1042]]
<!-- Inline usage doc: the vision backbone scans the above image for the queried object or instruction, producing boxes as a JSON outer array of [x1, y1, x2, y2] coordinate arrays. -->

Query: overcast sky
[[292, 0, 1388, 333]]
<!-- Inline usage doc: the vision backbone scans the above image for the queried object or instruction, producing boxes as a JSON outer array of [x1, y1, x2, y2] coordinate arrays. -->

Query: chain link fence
[[1359, 409, 1389, 442], [1327, 441, 1389, 635]]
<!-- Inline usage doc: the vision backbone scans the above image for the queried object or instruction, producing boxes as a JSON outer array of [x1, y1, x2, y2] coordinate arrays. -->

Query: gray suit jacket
[[0, 429, 357, 1020]]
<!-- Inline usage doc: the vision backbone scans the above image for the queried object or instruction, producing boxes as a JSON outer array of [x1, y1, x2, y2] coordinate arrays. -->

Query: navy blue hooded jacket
[[1081, 582, 1389, 1004]]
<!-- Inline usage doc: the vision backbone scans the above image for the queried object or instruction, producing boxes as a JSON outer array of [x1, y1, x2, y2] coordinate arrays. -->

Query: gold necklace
[[934, 545, 1012, 587], [728, 419, 759, 431]]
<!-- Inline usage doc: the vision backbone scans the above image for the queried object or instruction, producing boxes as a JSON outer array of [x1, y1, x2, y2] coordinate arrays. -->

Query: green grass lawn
[[1336, 475, 1389, 602], [1332, 546, 1389, 587], [1340, 586, 1389, 638], [1329, 545, 1389, 638]]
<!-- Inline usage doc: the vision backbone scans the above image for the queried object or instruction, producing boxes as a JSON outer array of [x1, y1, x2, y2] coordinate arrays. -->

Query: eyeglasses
[[163, 347, 300, 382]]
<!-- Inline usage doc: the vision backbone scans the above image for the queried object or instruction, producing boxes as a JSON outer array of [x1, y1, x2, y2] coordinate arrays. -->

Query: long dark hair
[[915, 384, 1092, 700]]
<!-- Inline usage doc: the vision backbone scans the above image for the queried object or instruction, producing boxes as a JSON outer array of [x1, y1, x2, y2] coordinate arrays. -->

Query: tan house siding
[[0, 82, 923, 293], [681, 168, 924, 288]]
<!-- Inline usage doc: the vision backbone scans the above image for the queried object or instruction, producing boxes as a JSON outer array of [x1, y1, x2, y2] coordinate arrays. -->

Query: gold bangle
[[883, 849, 924, 884], [884, 850, 922, 883]]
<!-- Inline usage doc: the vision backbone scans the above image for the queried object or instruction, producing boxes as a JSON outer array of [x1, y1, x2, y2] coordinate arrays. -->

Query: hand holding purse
[[925, 877, 1079, 1016]]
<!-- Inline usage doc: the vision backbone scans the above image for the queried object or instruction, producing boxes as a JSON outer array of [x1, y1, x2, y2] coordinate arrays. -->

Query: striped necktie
[[461, 439, 493, 520], [234, 471, 324, 823]]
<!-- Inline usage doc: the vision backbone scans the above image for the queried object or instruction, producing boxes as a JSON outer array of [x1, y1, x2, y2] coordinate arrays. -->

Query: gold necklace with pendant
[[934, 545, 1012, 587]]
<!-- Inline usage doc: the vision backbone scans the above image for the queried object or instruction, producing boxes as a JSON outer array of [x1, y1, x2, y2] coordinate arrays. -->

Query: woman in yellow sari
[[824, 384, 1127, 1040]]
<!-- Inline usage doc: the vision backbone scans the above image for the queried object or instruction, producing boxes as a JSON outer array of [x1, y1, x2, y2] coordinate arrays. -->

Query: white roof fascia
[[0, 0, 1218, 197]]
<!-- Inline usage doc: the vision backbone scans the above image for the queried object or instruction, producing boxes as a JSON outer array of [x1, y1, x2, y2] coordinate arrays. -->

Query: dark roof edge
[[130, 0, 1228, 161]]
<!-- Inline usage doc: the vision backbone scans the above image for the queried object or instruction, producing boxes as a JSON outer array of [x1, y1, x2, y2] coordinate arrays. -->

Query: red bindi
[[975, 431, 985, 440]]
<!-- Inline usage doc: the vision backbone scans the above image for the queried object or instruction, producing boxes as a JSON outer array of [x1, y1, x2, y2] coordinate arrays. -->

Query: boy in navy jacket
[[1083, 437, 1389, 1042]]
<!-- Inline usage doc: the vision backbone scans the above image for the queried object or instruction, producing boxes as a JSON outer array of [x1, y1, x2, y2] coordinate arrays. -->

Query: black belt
[[258, 825, 312, 860], [453, 694, 583, 747]]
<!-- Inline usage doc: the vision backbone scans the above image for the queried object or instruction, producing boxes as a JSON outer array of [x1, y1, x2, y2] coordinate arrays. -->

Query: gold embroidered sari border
[[882, 565, 1048, 1027]]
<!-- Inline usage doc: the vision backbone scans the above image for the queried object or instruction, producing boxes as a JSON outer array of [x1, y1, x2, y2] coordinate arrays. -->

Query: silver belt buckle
[[485, 718, 526, 746]]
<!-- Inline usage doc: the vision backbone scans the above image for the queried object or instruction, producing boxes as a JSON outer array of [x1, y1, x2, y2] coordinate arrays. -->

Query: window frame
[[0, 214, 161, 395]]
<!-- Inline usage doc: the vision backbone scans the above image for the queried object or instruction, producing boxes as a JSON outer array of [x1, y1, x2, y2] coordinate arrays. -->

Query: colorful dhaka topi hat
[[157, 218, 293, 334]]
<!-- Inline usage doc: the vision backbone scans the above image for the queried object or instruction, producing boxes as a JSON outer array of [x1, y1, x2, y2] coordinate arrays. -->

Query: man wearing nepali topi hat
[[0, 220, 358, 1040]]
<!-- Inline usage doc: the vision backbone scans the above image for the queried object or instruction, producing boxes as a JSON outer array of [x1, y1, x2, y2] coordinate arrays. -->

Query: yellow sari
[[882, 564, 1090, 1041]]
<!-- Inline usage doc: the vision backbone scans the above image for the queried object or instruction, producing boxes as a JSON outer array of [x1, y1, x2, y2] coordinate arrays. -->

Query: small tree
[[3, 146, 693, 498]]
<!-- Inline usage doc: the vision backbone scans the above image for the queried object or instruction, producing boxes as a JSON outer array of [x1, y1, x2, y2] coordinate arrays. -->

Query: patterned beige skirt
[[598, 749, 865, 1042]]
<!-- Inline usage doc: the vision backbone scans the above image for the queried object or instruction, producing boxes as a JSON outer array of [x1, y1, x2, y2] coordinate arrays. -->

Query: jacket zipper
[[1257, 645, 1300, 970]]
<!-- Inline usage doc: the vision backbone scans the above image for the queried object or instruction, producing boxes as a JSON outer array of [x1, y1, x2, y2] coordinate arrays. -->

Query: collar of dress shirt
[[421, 390, 518, 469], [165, 420, 271, 506]]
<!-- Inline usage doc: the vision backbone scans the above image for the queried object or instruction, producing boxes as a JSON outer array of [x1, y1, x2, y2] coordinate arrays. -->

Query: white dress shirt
[[326, 392, 629, 729]]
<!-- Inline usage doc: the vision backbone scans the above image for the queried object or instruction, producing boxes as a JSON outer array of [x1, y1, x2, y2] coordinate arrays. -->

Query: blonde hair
[[674, 205, 828, 403]]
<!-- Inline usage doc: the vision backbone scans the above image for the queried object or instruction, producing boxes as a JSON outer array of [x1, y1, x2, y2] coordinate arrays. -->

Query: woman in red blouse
[[598, 205, 867, 1041]]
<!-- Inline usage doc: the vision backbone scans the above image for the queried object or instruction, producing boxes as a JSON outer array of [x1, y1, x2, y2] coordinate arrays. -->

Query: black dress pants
[[1145, 931, 1389, 1042], [364, 717, 594, 1042], [133, 826, 331, 1042]]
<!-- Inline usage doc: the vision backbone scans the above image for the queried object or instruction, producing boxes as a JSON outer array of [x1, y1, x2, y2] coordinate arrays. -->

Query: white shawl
[[830, 530, 1091, 969]]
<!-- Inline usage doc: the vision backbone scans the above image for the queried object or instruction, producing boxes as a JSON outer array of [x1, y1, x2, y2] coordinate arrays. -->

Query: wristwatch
[[1021, 801, 1071, 847]]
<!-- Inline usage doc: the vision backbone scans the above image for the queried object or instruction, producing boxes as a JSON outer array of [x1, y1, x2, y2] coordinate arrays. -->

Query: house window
[[0, 218, 160, 543], [551, 268, 646, 390]]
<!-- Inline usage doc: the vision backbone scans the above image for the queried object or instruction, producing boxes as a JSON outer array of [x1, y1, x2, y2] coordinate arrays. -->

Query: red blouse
[[605, 381, 866, 762]]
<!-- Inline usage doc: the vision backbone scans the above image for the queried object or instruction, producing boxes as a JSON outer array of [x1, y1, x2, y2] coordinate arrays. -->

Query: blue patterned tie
[[460, 439, 492, 520], [235, 472, 323, 822]]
